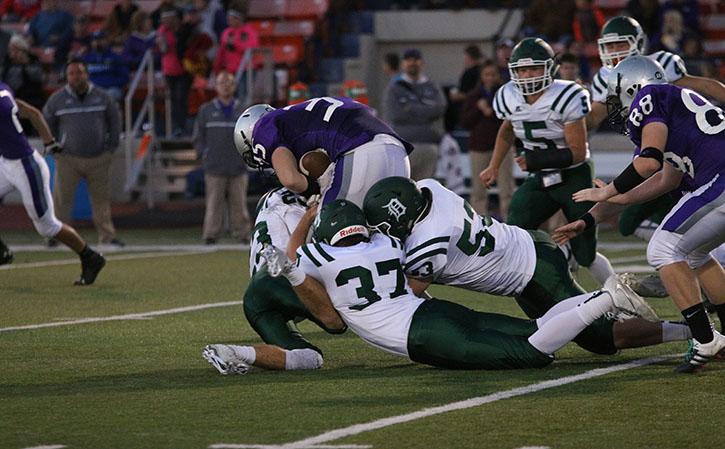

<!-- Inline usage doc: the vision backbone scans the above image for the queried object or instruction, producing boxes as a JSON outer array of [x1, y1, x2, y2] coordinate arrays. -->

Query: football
[[299, 149, 331, 179]]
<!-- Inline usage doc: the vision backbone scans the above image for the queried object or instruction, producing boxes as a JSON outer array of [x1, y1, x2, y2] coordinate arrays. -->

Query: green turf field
[[1, 229, 722, 449]]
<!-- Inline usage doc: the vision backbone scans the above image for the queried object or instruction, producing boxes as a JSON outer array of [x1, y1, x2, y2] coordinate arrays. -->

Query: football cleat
[[675, 331, 725, 373], [620, 273, 669, 298], [603, 274, 660, 322], [202, 344, 250, 375], [0, 240, 13, 266], [74, 251, 106, 286]]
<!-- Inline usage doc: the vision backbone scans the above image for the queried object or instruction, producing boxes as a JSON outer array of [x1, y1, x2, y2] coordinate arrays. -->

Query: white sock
[[661, 321, 692, 342], [231, 345, 256, 364], [536, 292, 593, 328], [587, 252, 615, 286], [633, 220, 657, 241], [285, 348, 323, 370], [529, 291, 614, 354]]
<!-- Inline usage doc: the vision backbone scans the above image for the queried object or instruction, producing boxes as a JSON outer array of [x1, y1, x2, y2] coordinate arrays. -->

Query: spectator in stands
[[384, 48, 446, 180], [572, 0, 604, 44], [82, 31, 130, 101], [193, 71, 250, 245], [194, 0, 226, 41], [653, 9, 687, 54], [157, 7, 193, 136], [447, 44, 483, 131], [105, 0, 139, 46], [558, 52, 582, 84], [660, 0, 700, 36], [0, 0, 40, 22], [43, 60, 124, 247], [151, 0, 177, 29], [181, 7, 214, 79], [2, 34, 44, 110], [212, 6, 259, 76], [0, 28, 11, 74], [627, 0, 661, 37], [26, 0, 73, 65], [523, 0, 576, 42], [460, 59, 512, 219], [122, 10, 156, 70], [495, 39, 513, 82], [383, 52, 399, 79], [69, 15, 92, 59], [680, 33, 708, 77]]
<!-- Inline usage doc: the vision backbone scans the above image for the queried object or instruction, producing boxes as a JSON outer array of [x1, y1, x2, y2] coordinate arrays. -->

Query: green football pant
[[515, 231, 617, 355], [243, 269, 323, 354], [618, 193, 679, 236], [407, 299, 553, 370], [507, 163, 597, 267]]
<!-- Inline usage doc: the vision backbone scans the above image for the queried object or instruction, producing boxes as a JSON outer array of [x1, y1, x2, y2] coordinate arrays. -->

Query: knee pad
[[647, 231, 687, 269], [285, 348, 323, 370], [33, 211, 62, 238]]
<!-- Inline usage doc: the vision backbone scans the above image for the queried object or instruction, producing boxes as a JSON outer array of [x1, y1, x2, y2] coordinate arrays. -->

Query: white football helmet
[[605, 56, 666, 131], [233, 104, 275, 169]]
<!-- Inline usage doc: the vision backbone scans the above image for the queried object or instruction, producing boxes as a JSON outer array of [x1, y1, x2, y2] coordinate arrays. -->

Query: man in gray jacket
[[43, 60, 123, 246], [193, 71, 250, 244], [384, 48, 446, 180]]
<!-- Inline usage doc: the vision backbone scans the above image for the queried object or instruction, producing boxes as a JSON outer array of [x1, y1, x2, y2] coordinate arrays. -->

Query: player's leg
[[406, 299, 552, 370], [618, 194, 678, 240], [83, 152, 117, 244], [0, 235, 12, 265], [647, 185, 725, 372], [558, 163, 613, 285], [321, 137, 410, 207], [506, 175, 560, 229], [9, 152, 105, 285], [696, 260, 725, 333]]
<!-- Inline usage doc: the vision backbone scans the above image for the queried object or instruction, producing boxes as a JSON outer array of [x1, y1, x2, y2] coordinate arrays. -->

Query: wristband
[[612, 162, 646, 193], [284, 264, 306, 286], [579, 212, 596, 230]]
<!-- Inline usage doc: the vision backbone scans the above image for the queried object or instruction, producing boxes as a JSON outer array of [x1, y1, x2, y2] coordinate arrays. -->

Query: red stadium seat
[[249, 0, 286, 19], [285, 0, 328, 19], [274, 20, 315, 37]]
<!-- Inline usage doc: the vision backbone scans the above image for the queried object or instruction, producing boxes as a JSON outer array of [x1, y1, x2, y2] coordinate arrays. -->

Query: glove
[[317, 162, 335, 195], [43, 139, 63, 155]]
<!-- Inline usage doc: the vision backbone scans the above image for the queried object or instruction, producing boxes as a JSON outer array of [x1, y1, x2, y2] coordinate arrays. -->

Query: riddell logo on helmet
[[338, 226, 367, 238]]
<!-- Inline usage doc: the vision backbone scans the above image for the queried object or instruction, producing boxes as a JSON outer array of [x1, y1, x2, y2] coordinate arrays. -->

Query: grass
[[1, 230, 723, 449]]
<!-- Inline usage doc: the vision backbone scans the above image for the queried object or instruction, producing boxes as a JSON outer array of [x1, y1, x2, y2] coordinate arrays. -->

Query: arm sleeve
[[560, 85, 591, 123], [296, 245, 323, 280], [403, 240, 448, 281], [492, 84, 512, 120], [655, 51, 687, 82], [590, 69, 608, 103]]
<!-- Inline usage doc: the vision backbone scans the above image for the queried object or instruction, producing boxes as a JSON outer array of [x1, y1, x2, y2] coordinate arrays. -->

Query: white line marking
[[598, 242, 647, 251], [609, 255, 647, 264], [0, 301, 242, 333], [21, 446, 67, 449], [7, 243, 248, 252], [613, 264, 655, 274], [0, 250, 209, 271], [209, 446, 371, 449], [516, 447, 551, 449], [210, 355, 675, 449]]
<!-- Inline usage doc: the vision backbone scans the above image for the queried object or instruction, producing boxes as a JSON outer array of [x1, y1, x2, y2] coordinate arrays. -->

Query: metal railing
[[234, 47, 274, 105]]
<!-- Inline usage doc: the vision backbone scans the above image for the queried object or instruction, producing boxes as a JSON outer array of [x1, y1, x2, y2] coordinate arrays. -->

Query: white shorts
[[0, 152, 62, 238], [321, 134, 411, 207], [647, 175, 725, 270]]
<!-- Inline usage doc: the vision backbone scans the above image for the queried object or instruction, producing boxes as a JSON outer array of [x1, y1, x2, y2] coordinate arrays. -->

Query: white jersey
[[404, 179, 537, 296], [297, 233, 425, 357], [493, 79, 591, 168], [249, 187, 307, 276], [590, 51, 686, 103]]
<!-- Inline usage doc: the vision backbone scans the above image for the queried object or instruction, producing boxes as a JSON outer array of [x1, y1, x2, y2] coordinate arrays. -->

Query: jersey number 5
[[522, 121, 556, 151]]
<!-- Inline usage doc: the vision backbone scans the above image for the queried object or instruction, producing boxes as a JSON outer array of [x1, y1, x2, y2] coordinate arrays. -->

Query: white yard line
[[210, 355, 675, 449], [7, 243, 248, 252], [21, 446, 67, 449], [0, 250, 211, 271], [598, 242, 647, 251], [613, 264, 655, 274], [609, 255, 648, 264], [0, 301, 242, 333]]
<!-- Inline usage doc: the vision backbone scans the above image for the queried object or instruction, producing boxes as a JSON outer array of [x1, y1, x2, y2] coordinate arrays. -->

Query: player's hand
[[552, 220, 586, 245], [479, 166, 498, 187], [43, 139, 63, 155], [514, 155, 528, 171], [572, 185, 612, 203]]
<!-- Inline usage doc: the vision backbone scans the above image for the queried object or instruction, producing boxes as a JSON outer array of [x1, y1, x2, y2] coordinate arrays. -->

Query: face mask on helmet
[[233, 104, 275, 170], [509, 60, 554, 95], [605, 56, 666, 134], [598, 35, 641, 69]]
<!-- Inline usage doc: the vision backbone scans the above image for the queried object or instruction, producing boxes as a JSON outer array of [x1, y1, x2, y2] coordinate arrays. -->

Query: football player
[[0, 83, 105, 285], [250, 200, 656, 371], [203, 187, 345, 375], [553, 56, 725, 373], [233, 97, 412, 208], [363, 176, 690, 356], [479, 37, 615, 286]]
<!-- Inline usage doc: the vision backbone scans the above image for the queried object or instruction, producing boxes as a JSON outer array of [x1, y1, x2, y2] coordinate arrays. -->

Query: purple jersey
[[626, 84, 724, 190], [250, 97, 412, 167], [0, 83, 34, 159]]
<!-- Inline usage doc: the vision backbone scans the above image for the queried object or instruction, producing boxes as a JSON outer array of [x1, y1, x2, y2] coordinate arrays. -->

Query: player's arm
[[674, 75, 725, 104], [563, 118, 588, 164], [292, 275, 346, 333], [406, 276, 432, 299], [479, 120, 514, 187], [287, 204, 318, 261], [586, 101, 608, 130], [606, 163, 683, 205], [16, 99, 57, 149], [572, 122, 667, 203], [271, 146, 319, 198]]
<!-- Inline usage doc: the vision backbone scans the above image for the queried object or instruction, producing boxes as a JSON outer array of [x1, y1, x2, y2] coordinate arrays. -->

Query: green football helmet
[[508, 37, 558, 95], [312, 199, 369, 246], [362, 177, 427, 241], [597, 16, 647, 69]]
